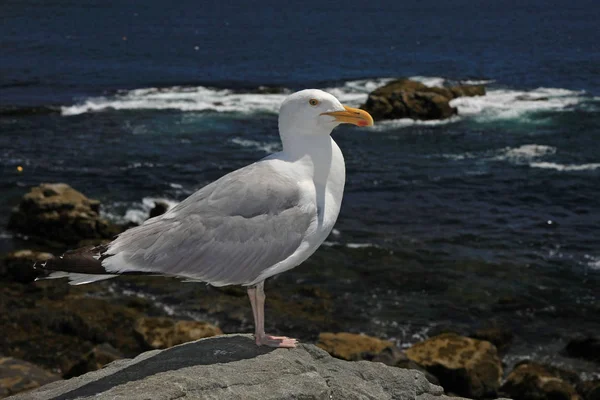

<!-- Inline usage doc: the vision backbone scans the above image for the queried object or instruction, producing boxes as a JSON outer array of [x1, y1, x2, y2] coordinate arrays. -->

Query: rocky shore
[[2, 184, 599, 399]]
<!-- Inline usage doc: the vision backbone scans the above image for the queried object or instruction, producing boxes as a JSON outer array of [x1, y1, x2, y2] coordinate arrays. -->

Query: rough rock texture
[[406, 333, 503, 399], [500, 361, 580, 400], [0, 357, 60, 399], [470, 326, 514, 355], [564, 336, 600, 363], [7, 183, 122, 245], [0, 250, 54, 283], [134, 317, 223, 349], [12, 334, 478, 400], [360, 78, 485, 121], [370, 345, 441, 386], [316, 332, 394, 361]]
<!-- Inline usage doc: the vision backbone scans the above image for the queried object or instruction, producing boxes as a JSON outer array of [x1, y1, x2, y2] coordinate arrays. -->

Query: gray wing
[[102, 161, 315, 286]]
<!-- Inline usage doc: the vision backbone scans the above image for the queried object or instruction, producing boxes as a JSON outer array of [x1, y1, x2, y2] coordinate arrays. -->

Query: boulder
[[0, 250, 53, 283], [564, 336, 600, 363], [134, 317, 223, 349], [360, 78, 485, 121], [11, 334, 502, 400], [500, 361, 580, 400], [470, 326, 514, 355], [0, 357, 60, 399], [316, 332, 394, 361], [8, 183, 123, 245], [405, 333, 503, 399]]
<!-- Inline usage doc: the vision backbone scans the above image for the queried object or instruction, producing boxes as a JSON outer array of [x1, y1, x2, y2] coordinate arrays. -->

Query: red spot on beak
[[357, 120, 368, 127]]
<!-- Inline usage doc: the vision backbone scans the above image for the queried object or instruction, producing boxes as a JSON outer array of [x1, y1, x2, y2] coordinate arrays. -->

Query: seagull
[[40, 89, 374, 348]]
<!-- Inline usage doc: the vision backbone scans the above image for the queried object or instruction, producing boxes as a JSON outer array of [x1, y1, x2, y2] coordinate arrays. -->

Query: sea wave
[[60, 77, 597, 128], [529, 162, 600, 172], [230, 138, 281, 154], [102, 197, 179, 225]]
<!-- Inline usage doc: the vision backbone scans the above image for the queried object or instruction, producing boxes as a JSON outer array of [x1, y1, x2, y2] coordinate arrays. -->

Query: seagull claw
[[256, 334, 298, 348]]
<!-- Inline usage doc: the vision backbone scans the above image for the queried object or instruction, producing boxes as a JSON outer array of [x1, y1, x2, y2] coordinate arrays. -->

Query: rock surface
[[134, 317, 223, 349], [0, 357, 60, 399], [577, 380, 600, 400], [7, 183, 122, 245], [406, 333, 503, 399], [63, 343, 124, 379], [360, 78, 485, 121], [564, 336, 600, 363], [316, 332, 394, 361], [0, 250, 54, 283], [500, 361, 580, 400], [12, 334, 483, 400]]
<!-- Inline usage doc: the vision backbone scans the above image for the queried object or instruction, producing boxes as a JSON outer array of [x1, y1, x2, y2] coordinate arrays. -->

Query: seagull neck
[[280, 131, 334, 184]]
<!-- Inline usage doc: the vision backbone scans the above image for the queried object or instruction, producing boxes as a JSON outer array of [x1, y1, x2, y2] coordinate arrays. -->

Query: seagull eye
[[308, 99, 319, 106]]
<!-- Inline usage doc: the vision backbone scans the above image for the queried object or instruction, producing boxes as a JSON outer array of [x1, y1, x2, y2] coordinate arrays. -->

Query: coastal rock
[[12, 334, 481, 400], [577, 380, 600, 400], [63, 343, 124, 379], [360, 78, 485, 121], [148, 201, 169, 219], [7, 183, 123, 245], [470, 326, 514, 355], [500, 361, 580, 400], [134, 317, 223, 349], [0, 357, 60, 399], [316, 332, 394, 361], [405, 333, 503, 399], [370, 345, 441, 385], [0, 250, 53, 283], [564, 336, 600, 363]]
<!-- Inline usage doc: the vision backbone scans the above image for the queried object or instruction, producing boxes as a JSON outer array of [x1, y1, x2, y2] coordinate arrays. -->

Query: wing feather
[[102, 160, 315, 285]]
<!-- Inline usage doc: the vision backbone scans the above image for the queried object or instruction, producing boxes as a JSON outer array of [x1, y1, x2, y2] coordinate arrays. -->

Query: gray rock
[[9, 334, 489, 400]]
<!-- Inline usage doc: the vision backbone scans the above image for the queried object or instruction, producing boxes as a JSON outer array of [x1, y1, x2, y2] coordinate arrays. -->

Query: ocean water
[[1, 0, 599, 374]]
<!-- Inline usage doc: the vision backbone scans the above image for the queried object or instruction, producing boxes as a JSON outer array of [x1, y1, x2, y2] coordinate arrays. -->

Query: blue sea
[[1, 0, 599, 375]]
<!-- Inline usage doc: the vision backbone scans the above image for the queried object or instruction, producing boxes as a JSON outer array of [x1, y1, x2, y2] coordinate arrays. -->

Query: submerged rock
[[134, 317, 223, 349], [12, 334, 484, 400], [360, 78, 485, 121], [316, 332, 394, 361], [8, 183, 123, 245], [0, 357, 60, 399], [500, 361, 580, 400], [564, 336, 600, 363], [405, 333, 503, 399]]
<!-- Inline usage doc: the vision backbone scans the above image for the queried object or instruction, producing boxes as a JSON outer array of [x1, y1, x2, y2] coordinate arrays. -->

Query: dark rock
[[134, 317, 223, 349], [360, 78, 485, 121], [1, 250, 53, 283], [316, 332, 394, 361], [7, 183, 123, 246], [0, 281, 152, 376], [405, 332, 503, 399], [471, 326, 514, 355], [11, 334, 484, 400], [371, 345, 440, 385], [0, 357, 60, 399], [500, 361, 580, 400], [148, 201, 169, 219], [63, 343, 124, 379], [565, 336, 600, 363], [577, 380, 600, 400]]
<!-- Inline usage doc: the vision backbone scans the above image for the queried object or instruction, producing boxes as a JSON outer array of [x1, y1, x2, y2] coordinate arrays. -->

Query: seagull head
[[278, 89, 373, 139]]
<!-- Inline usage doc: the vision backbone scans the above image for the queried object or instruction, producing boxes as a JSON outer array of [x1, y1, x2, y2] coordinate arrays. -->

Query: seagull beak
[[321, 105, 374, 127]]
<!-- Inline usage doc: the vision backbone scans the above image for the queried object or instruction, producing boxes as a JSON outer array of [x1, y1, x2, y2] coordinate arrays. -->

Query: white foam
[[494, 144, 557, 162], [451, 87, 586, 121], [102, 197, 179, 225], [230, 138, 281, 154], [584, 255, 600, 270], [529, 162, 600, 172]]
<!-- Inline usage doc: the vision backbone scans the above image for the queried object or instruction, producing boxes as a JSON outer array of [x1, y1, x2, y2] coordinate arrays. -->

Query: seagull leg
[[247, 281, 297, 348]]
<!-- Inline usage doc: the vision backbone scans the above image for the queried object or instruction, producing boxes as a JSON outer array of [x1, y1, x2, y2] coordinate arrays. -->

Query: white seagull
[[41, 89, 374, 348]]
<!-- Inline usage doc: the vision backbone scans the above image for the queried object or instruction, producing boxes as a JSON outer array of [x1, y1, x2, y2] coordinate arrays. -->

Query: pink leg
[[246, 281, 297, 348]]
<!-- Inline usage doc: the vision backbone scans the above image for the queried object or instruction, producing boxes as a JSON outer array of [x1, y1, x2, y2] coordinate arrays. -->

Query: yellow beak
[[321, 105, 374, 127]]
